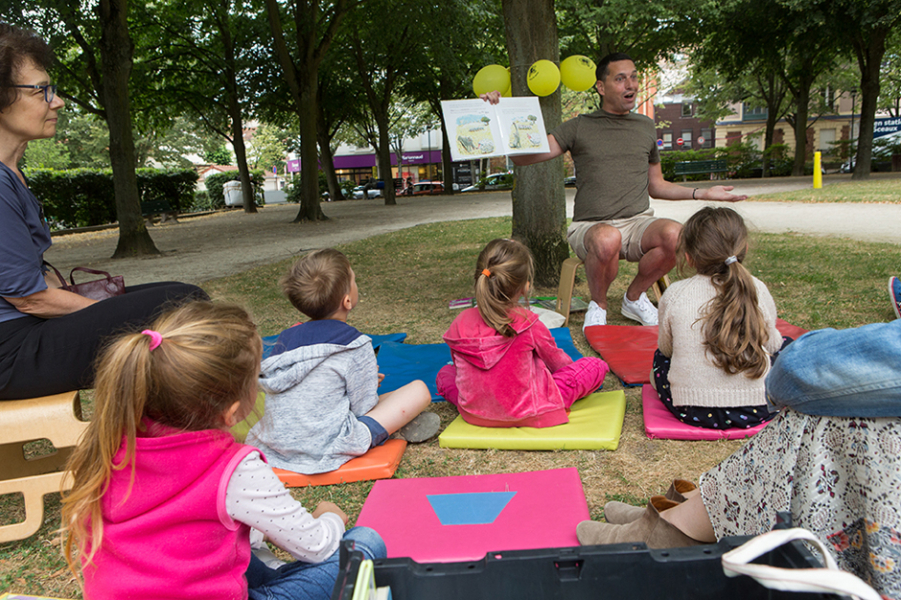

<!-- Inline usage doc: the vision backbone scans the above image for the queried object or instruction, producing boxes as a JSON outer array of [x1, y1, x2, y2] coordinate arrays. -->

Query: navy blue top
[[269, 320, 364, 358], [0, 161, 52, 323]]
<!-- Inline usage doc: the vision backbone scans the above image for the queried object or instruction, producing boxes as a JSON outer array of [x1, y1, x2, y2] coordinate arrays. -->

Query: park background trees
[[10, 0, 901, 269]]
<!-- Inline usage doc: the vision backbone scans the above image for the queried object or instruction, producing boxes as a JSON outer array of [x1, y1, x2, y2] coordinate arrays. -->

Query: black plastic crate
[[331, 524, 843, 600]]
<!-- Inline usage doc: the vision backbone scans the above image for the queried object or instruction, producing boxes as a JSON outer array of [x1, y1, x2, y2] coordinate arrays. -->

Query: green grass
[[2, 216, 898, 598], [747, 177, 901, 203]]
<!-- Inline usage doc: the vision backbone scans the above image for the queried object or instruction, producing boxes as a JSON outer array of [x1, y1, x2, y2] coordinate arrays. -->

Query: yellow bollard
[[813, 151, 822, 189]]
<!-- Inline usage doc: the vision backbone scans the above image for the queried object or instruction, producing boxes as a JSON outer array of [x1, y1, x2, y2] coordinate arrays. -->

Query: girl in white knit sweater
[[654, 207, 788, 429]]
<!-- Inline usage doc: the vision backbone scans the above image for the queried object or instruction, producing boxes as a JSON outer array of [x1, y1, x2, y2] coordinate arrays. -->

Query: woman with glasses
[[0, 23, 207, 400]]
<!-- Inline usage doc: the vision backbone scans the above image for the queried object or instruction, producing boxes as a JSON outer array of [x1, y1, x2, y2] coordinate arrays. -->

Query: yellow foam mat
[[231, 390, 267, 442], [438, 390, 626, 451]]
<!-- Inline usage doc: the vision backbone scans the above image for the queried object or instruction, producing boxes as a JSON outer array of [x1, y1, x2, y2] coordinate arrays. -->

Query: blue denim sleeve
[[765, 320, 901, 417]]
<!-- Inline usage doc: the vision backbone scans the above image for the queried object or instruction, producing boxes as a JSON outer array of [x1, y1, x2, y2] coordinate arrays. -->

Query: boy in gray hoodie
[[247, 249, 437, 474]]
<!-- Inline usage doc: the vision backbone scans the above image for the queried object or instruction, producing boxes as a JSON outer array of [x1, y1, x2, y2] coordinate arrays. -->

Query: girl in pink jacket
[[437, 239, 608, 427]]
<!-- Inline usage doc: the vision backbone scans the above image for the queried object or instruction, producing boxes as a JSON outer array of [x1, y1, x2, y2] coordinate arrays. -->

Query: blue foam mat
[[377, 328, 583, 402], [262, 330, 407, 360]]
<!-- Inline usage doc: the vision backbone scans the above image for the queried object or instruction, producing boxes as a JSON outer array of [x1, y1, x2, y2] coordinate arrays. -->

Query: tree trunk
[[372, 108, 397, 206], [316, 85, 344, 201], [440, 117, 454, 195], [230, 116, 257, 212], [263, 0, 345, 223], [295, 78, 327, 221], [759, 71, 783, 178], [851, 30, 888, 181], [318, 135, 344, 201], [99, 0, 159, 258], [219, 5, 257, 213], [502, 0, 568, 288], [762, 111, 778, 178], [790, 83, 811, 177]]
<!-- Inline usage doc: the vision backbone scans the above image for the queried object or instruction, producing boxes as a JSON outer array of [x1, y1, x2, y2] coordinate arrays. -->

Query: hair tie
[[142, 329, 163, 351], [482, 268, 492, 278], [724, 256, 738, 266]]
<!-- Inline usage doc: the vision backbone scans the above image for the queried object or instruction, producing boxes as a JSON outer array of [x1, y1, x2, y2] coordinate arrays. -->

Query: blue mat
[[377, 328, 583, 402], [262, 329, 407, 360]]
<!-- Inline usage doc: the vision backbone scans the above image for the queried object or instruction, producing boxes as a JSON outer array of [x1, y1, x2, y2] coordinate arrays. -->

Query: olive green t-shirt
[[551, 110, 660, 222]]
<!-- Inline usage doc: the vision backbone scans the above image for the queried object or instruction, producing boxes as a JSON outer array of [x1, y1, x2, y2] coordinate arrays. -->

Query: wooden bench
[[0, 391, 89, 543], [141, 199, 178, 226], [674, 159, 729, 181]]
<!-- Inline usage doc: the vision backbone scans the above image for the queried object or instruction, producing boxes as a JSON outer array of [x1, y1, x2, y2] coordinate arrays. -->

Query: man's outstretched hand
[[704, 186, 747, 202]]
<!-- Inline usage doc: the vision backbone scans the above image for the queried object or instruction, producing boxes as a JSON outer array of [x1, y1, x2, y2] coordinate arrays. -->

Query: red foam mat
[[585, 319, 809, 386]]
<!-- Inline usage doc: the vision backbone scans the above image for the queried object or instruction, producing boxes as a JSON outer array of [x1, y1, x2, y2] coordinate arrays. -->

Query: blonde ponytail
[[62, 302, 261, 578], [679, 207, 770, 378], [473, 239, 534, 336]]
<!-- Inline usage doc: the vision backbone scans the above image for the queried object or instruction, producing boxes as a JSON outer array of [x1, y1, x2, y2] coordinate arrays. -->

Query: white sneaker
[[582, 300, 607, 331], [621, 292, 658, 326]]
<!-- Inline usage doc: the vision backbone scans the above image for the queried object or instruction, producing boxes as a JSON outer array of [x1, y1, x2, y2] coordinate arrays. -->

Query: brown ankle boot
[[604, 480, 698, 525], [579, 496, 705, 549], [667, 479, 697, 503]]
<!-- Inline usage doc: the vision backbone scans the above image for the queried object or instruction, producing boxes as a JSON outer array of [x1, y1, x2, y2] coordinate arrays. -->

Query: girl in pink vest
[[61, 302, 384, 600], [437, 238, 608, 427]]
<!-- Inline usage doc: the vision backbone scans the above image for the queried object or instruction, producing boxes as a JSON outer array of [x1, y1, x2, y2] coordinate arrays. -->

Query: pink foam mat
[[586, 318, 809, 386], [641, 384, 769, 441], [355, 468, 588, 563]]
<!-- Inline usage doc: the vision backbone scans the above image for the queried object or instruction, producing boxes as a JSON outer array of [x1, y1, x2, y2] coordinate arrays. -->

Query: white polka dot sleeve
[[225, 451, 346, 563]]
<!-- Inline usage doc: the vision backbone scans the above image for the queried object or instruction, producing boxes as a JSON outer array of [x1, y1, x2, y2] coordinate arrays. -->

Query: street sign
[[676, 138, 684, 146], [697, 136, 705, 146], [656, 139, 664, 147]]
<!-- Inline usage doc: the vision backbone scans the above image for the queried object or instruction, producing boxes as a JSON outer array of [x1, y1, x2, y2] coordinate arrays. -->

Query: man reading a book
[[481, 53, 745, 330]]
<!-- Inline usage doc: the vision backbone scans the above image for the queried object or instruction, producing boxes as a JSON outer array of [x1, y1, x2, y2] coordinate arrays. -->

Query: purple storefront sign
[[393, 150, 443, 165], [288, 150, 444, 173]]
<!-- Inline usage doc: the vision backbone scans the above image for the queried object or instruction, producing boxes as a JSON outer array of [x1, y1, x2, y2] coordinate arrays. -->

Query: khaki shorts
[[566, 207, 657, 263]]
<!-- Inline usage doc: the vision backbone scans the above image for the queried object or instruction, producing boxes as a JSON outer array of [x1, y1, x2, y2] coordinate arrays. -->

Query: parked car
[[352, 185, 383, 199], [410, 181, 445, 195], [564, 175, 577, 187], [461, 172, 513, 193]]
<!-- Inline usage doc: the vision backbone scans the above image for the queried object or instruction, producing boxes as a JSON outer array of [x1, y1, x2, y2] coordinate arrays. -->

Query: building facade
[[654, 91, 716, 152]]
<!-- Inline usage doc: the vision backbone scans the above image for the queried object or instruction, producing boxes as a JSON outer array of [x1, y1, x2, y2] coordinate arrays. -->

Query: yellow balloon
[[527, 60, 560, 97], [501, 67, 512, 96], [473, 65, 511, 97], [560, 55, 597, 92]]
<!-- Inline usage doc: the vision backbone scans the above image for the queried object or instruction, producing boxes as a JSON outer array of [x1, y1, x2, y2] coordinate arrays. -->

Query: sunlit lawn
[[747, 175, 901, 203]]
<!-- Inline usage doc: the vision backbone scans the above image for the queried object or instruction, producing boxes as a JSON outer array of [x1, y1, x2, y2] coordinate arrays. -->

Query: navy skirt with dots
[[651, 342, 790, 430]]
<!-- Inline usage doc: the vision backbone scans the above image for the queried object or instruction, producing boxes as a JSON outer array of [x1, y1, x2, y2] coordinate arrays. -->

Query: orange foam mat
[[271, 439, 407, 488]]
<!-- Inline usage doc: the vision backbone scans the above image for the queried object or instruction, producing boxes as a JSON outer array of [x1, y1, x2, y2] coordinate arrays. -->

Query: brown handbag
[[45, 262, 125, 301]]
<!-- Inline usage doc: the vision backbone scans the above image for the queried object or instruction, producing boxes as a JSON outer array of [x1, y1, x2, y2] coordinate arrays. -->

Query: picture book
[[440, 97, 550, 162]]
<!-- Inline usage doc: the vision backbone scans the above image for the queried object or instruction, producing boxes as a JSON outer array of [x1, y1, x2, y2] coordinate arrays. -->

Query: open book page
[[494, 97, 550, 156], [441, 97, 550, 162]]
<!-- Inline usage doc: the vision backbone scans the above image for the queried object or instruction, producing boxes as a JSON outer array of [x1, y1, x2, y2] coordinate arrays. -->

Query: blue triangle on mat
[[426, 491, 517, 525]]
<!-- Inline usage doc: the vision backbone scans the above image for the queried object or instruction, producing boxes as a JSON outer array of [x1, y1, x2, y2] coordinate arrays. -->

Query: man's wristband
[[692, 188, 698, 200]]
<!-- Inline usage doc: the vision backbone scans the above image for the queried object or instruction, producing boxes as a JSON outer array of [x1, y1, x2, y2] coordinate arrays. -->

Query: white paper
[[440, 97, 550, 162]]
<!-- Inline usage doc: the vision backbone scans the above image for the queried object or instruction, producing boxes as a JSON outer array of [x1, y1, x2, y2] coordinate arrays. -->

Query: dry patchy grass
[[2, 216, 898, 597]]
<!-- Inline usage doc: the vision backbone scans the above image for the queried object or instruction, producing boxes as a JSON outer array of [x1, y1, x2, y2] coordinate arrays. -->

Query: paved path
[[45, 173, 901, 286]]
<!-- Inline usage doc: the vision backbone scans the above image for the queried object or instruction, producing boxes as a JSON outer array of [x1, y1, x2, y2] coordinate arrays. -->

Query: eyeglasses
[[13, 84, 58, 103]]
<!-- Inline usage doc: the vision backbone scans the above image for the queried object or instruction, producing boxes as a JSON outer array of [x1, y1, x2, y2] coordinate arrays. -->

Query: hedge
[[659, 141, 794, 181], [24, 168, 198, 230]]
